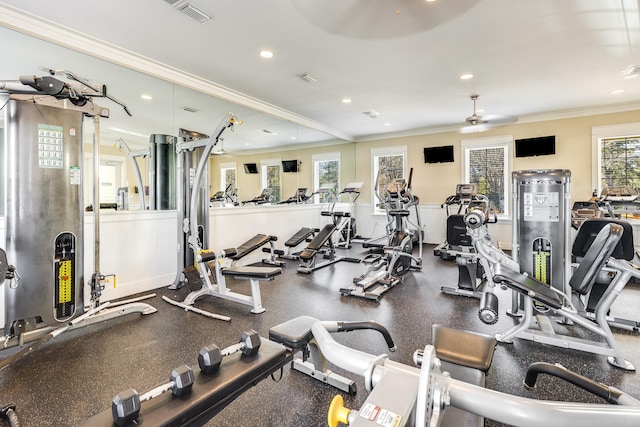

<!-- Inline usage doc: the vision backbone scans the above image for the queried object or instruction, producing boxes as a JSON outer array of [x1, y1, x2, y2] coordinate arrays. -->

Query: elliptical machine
[[433, 184, 489, 260], [340, 168, 423, 301], [439, 187, 497, 300]]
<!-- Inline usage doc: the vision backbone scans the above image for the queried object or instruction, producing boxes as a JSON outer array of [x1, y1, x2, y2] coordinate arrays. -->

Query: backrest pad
[[569, 223, 623, 295]]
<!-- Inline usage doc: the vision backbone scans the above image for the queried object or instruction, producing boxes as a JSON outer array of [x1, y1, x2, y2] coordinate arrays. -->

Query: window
[[313, 152, 340, 203], [600, 136, 640, 191], [371, 146, 406, 214], [83, 154, 125, 205], [462, 136, 511, 217], [220, 162, 236, 193], [261, 159, 281, 202], [592, 123, 640, 195]]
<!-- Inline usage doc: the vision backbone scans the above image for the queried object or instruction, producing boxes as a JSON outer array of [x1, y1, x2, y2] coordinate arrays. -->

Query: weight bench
[[492, 222, 638, 370], [297, 224, 360, 273], [81, 338, 290, 426], [271, 227, 317, 260], [225, 233, 283, 267], [269, 316, 396, 395], [182, 252, 281, 314]]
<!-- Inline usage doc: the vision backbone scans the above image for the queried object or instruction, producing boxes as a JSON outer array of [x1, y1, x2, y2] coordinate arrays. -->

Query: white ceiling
[[1, 0, 640, 148]]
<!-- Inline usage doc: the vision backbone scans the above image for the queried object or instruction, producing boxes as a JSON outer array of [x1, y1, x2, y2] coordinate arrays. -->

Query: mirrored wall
[[0, 25, 355, 211]]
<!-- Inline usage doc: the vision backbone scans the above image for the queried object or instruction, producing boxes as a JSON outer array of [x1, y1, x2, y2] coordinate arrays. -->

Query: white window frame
[[260, 158, 282, 202], [592, 122, 640, 195], [219, 161, 236, 192], [461, 135, 512, 219], [312, 151, 341, 204], [371, 146, 407, 215], [83, 153, 126, 205]]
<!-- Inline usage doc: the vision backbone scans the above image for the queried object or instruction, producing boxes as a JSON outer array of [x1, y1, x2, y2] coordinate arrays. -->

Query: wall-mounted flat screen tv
[[282, 160, 299, 173], [243, 163, 258, 174], [424, 145, 454, 163], [515, 135, 556, 157]]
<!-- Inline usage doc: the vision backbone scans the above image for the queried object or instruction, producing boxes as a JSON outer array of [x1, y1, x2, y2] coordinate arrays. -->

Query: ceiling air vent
[[182, 106, 198, 113], [297, 73, 318, 83], [363, 110, 380, 119], [164, 0, 214, 23]]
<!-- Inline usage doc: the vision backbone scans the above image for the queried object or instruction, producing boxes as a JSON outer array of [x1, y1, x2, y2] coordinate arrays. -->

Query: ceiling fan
[[460, 94, 517, 133], [212, 137, 226, 155]]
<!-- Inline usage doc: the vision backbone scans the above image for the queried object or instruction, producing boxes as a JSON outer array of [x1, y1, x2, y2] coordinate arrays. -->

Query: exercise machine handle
[[334, 321, 396, 351], [524, 362, 639, 405]]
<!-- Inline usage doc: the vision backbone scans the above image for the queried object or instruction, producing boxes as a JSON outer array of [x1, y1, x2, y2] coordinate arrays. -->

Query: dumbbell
[[198, 329, 261, 374], [111, 364, 194, 426]]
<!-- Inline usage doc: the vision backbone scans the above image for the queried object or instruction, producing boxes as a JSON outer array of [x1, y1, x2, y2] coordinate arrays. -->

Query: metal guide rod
[[93, 116, 101, 280]]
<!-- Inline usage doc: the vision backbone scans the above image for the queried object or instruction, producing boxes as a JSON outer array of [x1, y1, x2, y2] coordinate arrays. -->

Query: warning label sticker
[[360, 403, 380, 421], [376, 409, 402, 427]]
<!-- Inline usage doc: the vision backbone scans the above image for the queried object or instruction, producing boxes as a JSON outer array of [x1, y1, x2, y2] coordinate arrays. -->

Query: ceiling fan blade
[[460, 94, 517, 133], [481, 114, 518, 125], [460, 123, 491, 134]]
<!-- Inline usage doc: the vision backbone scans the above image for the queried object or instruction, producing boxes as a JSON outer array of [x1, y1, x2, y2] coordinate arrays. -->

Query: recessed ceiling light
[[611, 89, 625, 95], [290, 136, 297, 140], [426, 0, 436, 2], [460, 73, 474, 80], [342, 98, 352, 104], [259, 50, 274, 59], [141, 94, 153, 100], [384, 122, 391, 126]]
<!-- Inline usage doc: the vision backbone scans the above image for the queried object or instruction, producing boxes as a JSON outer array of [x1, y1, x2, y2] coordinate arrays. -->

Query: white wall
[[0, 212, 177, 329], [208, 204, 325, 265], [83, 211, 178, 306]]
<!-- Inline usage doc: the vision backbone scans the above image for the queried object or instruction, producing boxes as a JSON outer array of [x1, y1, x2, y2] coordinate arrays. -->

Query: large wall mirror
[[0, 25, 355, 211]]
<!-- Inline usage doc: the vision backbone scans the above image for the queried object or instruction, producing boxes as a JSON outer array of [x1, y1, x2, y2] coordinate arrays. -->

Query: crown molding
[[0, 3, 354, 142]]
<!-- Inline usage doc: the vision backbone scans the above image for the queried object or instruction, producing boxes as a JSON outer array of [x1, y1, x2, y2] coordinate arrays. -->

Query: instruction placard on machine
[[359, 403, 403, 426], [523, 191, 559, 222], [38, 123, 64, 169]]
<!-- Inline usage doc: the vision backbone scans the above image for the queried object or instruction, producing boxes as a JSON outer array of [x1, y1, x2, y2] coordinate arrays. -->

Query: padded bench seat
[[285, 227, 316, 247], [268, 315, 317, 350], [432, 324, 496, 372], [493, 263, 563, 310], [81, 338, 290, 427], [224, 234, 277, 260], [222, 266, 282, 280], [299, 224, 336, 261]]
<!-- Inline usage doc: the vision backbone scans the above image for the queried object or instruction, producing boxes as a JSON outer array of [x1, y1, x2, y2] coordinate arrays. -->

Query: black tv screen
[[243, 163, 258, 174], [424, 145, 454, 164], [515, 136, 556, 157], [282, 160, 299, 173]]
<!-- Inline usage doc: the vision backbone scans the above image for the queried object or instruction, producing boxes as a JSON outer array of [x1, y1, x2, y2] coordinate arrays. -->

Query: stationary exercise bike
[[340, 169, 423, 301]]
